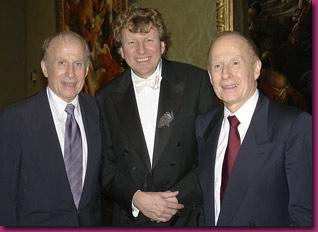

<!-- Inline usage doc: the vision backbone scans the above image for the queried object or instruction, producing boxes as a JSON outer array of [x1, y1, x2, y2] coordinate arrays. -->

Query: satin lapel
[[78, 93, 100, 207], [152, 66, 186, 169], [112, 71, 151, 173], [217, 93, 275, 225], [199, 108, 223, 226], [30, 89, 73, 201]]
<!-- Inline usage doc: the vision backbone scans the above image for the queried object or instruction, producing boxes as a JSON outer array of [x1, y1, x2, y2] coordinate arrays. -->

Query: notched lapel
[[218, 93, 273, 225], [152, 78, 186, 168], [198, 110, 223, 225], [31, 90, 73, 202], [78, 95, 101, 206]]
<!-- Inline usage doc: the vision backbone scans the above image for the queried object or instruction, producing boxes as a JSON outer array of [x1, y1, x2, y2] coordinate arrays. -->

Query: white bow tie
[[135, 75, 161, 93]]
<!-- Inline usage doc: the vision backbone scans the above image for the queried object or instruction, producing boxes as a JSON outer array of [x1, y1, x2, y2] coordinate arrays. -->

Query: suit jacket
[[95, 59, 217, 225], [0, 88, 102, 226], [196, 91, 312, 226]]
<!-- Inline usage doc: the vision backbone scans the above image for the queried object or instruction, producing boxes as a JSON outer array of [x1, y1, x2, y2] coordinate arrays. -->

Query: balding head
[[206, 31, 262, 113]]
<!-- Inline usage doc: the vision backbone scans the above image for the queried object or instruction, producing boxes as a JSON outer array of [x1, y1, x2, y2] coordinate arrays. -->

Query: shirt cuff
[[132, 190, 140, 217]]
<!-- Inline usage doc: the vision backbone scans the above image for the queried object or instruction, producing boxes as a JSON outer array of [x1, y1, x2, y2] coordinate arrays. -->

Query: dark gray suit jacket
[[0, 88, 102, 226], [95, 58, 217, 225], [196, 91, 312, 226]]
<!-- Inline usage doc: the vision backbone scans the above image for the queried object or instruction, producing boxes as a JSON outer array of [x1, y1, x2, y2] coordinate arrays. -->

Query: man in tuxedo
[[196, 31, 312, 226], [95, 5, 217, 225], [0, 31, 102, 226]]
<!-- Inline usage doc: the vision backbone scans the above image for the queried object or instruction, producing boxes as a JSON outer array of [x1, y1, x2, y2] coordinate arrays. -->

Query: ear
[[41, 60, 49, 78], [85, 65, 89, 77], [161, 41, 165, 55], [254, 59, 262, 80], [119, 46, 125, 59]]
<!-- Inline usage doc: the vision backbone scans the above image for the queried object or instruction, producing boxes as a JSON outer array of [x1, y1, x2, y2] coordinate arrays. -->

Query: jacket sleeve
[[285, 112, 312, 226], [0, 110, 21, 225]]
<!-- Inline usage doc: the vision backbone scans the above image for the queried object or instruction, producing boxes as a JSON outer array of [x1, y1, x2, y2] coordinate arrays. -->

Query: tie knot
[[228, 115, 240, 128], [65, 104, 75, 116]]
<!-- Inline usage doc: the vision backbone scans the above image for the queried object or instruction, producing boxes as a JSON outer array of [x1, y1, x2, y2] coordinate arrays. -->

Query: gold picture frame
[[216, 0, 233, 33], [55, 0, 134, 95]]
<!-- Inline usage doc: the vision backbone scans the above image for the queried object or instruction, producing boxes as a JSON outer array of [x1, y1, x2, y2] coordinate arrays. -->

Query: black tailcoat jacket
[[95, 59, 217, 225]]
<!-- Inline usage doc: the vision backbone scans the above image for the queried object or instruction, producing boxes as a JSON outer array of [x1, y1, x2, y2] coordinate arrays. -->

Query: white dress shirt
[[130, 60, 162, 217], [47, 87, 88, 187], [214, 89, 259, 224], [131, 59, 162, 167]]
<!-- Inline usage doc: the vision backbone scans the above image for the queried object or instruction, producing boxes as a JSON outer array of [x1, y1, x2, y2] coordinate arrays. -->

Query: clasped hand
[[133, 190, 184, 223]]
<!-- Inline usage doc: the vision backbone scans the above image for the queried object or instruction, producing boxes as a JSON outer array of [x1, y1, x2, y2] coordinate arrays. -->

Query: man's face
[[41, 36, 88, 102], [120, 26, 165, 79], [208, 35, 261, 113]]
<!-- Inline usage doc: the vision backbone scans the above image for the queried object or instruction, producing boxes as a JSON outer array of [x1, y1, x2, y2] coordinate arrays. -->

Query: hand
[[132, 190, 184, 223]]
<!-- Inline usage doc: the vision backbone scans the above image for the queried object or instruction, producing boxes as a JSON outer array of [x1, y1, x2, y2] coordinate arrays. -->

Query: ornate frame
[[216, 0, 233, 33], [55, 0, 133, 95]]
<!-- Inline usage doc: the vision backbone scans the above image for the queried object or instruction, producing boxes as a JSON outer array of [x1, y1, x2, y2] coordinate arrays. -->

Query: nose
[[66, 64, 75, 78], [137, 42, 145, 54], [221, 65, 231, 80]]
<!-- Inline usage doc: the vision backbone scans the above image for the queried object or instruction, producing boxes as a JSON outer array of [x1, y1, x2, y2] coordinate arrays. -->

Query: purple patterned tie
[[220, 115, 240, 203], [64, 104, 83, 209]]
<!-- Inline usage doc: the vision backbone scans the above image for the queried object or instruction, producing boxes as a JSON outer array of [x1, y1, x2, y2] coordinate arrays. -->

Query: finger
[[160, 190, 179, 199], [166, 200, 184, 210], [165, 196, 178, 203], [155, 211, 177, 222]]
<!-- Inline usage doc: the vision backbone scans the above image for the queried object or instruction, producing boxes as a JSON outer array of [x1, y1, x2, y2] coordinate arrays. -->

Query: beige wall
[[139, 0, 217, 70], [0, 0, 27, 111], [0, 0, 55, 111], [26, 0, 56, 97]]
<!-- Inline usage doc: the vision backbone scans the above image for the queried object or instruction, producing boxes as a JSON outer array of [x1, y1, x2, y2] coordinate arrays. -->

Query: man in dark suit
[[196, 31, 312, 226], [95, 5, 217, 226], [0, 31, 102, 226]]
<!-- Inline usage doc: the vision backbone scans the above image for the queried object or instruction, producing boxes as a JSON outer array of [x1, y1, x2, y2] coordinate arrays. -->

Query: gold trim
[[216, 0, 233, 34]]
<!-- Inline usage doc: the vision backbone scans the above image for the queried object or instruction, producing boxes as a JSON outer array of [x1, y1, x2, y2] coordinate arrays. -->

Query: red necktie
[[220, 115, 240, 203]]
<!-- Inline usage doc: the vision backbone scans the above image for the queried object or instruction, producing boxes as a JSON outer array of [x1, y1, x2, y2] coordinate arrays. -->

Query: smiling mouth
[[223, 84, 238, 89], [135, 57, 150, 62], [62, 82, 77, 88]]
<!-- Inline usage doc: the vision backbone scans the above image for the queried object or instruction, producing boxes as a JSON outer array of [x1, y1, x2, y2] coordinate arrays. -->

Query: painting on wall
[[217, 0, 312, 114], [55, 0, 135, 95]]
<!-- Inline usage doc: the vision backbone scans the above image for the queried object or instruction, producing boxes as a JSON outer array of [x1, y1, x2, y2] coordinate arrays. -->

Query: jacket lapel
[[152, 59, 186, 168], [217, 93, 275, 225], [112, 70, 151, 173], [30, 89, 73, 202], [78, 93, 101, 207], [199, 108, 223, 226]]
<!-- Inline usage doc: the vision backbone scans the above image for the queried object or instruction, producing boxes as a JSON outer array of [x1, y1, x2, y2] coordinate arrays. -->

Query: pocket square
[[158, 110, 174, 128]]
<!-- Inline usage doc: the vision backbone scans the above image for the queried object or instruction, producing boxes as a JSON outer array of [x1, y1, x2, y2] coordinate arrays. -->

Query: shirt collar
[[47, 86, 80, 116], [224, 89, 259, 127]]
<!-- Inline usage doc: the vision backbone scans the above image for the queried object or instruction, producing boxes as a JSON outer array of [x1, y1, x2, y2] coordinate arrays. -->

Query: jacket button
[[124, 148, 130, 153], [249, 220, 256, 226], [131, 166, 137, 171], [170, 162, 176, 167], [143, 182, 148, 188], [176, 142, 181, 147], [163, 181, 169, 185]]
